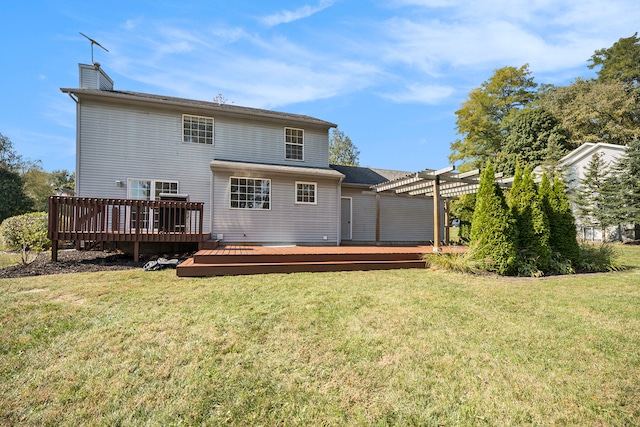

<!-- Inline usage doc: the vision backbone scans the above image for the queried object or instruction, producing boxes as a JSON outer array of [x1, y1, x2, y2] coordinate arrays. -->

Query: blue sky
[[1, 1, 638, 173]]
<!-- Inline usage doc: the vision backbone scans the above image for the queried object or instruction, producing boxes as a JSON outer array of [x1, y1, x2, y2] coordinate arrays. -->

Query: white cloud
[[260, 0, 334, 27], [381, 84, 454, 104]]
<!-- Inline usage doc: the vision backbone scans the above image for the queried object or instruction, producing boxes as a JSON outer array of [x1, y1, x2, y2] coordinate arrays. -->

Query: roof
[[559, 142, 626, 167], [211, 159, 344, 180], [329, 164, 411, 186], [60, 88, 337, 129]]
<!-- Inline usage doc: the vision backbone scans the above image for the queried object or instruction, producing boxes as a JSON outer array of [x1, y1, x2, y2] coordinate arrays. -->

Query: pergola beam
[[371, 165, 512, 250]]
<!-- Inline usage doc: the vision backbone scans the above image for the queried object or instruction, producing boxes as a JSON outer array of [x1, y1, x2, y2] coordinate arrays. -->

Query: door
[[341, 197, 352, 241]]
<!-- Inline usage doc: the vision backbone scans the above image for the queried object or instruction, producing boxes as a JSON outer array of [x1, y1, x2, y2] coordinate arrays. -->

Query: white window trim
[[284, 127, 304, 161], [126, 179, 180, 231], [295, 181, 317, 205], [182, 114, 214, 145], [127, 179, 179, 200], [229, 176, 271, 210]]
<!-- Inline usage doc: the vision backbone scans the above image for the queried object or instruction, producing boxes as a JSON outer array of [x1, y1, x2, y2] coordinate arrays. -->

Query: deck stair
[[176, 245, 436, 277]]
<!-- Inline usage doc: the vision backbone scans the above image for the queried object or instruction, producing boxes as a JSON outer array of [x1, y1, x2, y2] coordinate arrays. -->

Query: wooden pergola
[[371, 166, 512, 251]]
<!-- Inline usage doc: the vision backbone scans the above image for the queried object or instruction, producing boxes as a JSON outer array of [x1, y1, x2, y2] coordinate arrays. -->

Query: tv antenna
[[79, 32, 109, 64]]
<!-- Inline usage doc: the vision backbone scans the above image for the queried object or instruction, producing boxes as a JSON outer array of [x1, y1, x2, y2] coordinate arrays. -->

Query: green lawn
[[1, 246, 639, 426]]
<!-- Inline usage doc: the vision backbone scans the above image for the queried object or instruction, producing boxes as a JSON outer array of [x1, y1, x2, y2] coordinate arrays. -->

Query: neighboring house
[[554, 142, 636, 241], [61, 63, 440, 247]]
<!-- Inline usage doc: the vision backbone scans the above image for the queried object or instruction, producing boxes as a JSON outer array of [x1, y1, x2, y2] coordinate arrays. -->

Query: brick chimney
[[79, 63, 114, 90]]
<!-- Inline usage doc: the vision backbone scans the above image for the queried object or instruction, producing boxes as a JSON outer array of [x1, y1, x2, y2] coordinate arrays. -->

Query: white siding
[[212, 169, 339, 244]]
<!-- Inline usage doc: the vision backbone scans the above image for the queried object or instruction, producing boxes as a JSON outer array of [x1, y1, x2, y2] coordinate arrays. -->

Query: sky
[[1, 0, 638, 174]]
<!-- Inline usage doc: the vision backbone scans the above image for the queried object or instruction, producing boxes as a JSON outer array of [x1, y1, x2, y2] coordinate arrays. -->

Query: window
[[128, 179, 179, 228], [183, 114, 213, 144], [295, 182, 316, 204], [285, 127, 304, 160], [230, 177, 270, 210]]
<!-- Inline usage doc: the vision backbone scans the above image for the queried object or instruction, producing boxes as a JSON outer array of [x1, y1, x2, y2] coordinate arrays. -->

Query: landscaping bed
[[0, 249, 144, 279]]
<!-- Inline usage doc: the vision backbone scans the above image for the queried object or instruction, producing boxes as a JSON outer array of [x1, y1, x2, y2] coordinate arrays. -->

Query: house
[[59, 63, 441, 252], [553, 142, 637, 241]]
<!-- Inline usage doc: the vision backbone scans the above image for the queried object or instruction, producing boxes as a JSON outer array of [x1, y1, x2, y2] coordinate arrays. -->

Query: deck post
[[433, 176, 441, 252], [51, 240, 58, 262]]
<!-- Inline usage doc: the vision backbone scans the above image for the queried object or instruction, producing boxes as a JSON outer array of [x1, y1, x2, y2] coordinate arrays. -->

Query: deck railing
[[48, 196, 205, 261]]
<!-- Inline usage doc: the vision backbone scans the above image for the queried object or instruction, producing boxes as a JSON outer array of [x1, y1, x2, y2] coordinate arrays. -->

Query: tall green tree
[[450, 65, 538, 170], [1, 132, 24, 171], [469, 162, 518, 275], [0, 133, 33, 222], [605, 139, 640, 226], [540, 174, 580, 265], [329, 128, 360, 166], [541, 79, 640, 146], [508, 164, 551, 273], [494, 107, 569, 175], [575, 152, 616, 240], [589, 33, 640, 89], [0, 167, 33, 223]]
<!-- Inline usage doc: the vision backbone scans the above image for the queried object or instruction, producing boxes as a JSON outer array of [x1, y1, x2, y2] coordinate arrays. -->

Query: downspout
[[67, 93, 80, 195], [337, 176, 343, 246]]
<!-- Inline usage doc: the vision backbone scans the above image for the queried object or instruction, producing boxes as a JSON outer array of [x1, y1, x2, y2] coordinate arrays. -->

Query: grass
[[0, 252, 21, 268], [1, 246, 639, 425]]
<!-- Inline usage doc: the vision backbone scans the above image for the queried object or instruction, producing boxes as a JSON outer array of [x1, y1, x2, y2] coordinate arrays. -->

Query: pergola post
[[444, 199, 450, 245], [375, 193, 381, 245], [433, 176, 441, 252]]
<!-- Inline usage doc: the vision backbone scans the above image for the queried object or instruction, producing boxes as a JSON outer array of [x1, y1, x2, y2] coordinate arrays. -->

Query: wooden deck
[[48, 196, 206, 261], [177, 244, 468, 277]]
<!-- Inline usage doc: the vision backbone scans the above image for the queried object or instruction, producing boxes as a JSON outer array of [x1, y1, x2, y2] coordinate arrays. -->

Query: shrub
[[0, 212, 50, 264], [577, 243, 623, 273], [509, 164, 551, 272], [469, 162, 518, 275], [424, 253, 480, 274]]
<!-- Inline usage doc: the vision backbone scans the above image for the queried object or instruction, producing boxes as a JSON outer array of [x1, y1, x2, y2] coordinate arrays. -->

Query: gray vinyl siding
[[79, 64, 113, 90], [341, 188, 377, 241], [76, 99, 332, 234], [379, 194, 433, 242], [341, 186, 435, 243], [213, 119, 329, 167], [77, 101, 216, 232], [212, 170, 339, 244]]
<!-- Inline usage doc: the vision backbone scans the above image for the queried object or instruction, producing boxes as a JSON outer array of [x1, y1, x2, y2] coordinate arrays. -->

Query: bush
[[577, 243, 623, 273], [424, 253, 480, 274], [0, 212, 50, 264], [469, 162, 518, 275]]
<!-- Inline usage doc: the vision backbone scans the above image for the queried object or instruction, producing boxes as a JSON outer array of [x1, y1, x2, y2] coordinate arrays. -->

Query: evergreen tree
[[541, 173, 580, 265], [575, 152, 616, 240], [508, 165, 551, 273], [605, 139, 640, 225], [469, 162, 518, 275], [550, 177, 580, 264]]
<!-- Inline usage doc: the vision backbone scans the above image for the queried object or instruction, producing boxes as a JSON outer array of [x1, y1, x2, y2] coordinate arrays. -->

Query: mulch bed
[[0, 250, 147, 279]]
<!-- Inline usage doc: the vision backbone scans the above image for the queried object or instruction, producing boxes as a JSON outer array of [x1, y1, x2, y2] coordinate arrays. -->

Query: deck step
[[177, 258, 425, 277], [193, 251, 422, 264]]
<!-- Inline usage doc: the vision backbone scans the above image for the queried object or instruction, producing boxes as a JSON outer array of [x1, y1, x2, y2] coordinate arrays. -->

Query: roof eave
[[60, 88, 337, 129]]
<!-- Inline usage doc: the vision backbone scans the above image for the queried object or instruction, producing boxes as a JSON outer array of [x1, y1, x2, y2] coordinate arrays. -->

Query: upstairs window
[[295, 182, 317, 204], [285, 127, 304, 160], [230, 177, 271, 210], [183, 114, 213, 144]]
